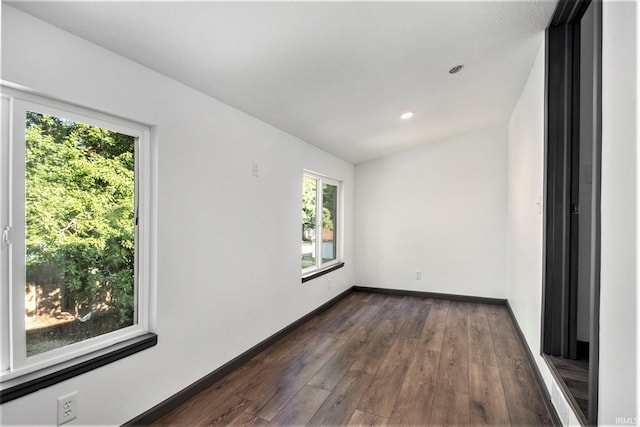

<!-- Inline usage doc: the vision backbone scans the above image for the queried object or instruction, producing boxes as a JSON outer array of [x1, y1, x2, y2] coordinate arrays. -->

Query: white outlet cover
[[57, 392, 78, 425]]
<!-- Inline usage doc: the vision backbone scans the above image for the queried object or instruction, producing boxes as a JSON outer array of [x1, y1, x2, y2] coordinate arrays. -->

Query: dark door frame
[[541, 0, 601, 424]]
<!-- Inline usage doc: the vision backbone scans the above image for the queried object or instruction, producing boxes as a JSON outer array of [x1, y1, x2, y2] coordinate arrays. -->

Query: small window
[[1, 87, 154, 385], [301, 171, 341, 276]]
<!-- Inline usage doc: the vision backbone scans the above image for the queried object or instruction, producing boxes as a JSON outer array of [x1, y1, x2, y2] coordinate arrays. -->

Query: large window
[[301, 171, 341, 277], [0, 87, 154, 388]]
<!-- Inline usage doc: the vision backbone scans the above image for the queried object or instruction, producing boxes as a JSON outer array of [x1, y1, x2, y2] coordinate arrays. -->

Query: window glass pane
[[301, 176, 317, 269], [24, 111, 136, 357], [321, 183, 337, 263]]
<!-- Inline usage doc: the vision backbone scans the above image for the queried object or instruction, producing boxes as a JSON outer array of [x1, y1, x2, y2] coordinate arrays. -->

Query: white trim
[[0, 86, 154, 382], [10, 97, 26, 375], [0, 84, 151, 134], [0, 94, 13, 373]]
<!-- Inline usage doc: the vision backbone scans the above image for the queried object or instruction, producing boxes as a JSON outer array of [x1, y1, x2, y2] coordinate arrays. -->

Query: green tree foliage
[[321, 184, 336, 232], [25, 112, 135, 324], [301, 177, 317, 239], [301, 177, 335, 240]]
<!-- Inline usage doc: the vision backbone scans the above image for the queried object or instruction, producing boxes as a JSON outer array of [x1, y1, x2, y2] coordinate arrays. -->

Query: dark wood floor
[[152, 292, 553, 426], [548, 355, 589, 419]]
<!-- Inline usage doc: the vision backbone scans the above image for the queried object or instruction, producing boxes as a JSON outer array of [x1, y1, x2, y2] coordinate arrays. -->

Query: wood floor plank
[[307, 370, 374, 426], [205, 396, 255, 426], [307, 326, 374, 391], [224, 412, 269, 426], [236, 364, 292, 407], [388, 344, 440, 426], [384, 297, 416, 334], [429, 389, 470, 426], [152, 370, 258, 426], [439, 302, 470, 387], [154, 393, 253, 426], [468, 304, 498, 367], [397, 301, 431, 338], [469, 362, 510, 425], [381, 294, 406, 308], [269, 294, 363, 348], [355, 292, 375, 303], [243, 334, 340, 419], [419, 299, 450, 352], [191, 358, 265, 403], [236, 333, 335, 400], [318, 293, 368, 335], [357, 337, 417, 418], [252, 326, 340, 367], [497, 356, 553, 425], [485, 305, 526, 360], [151, 293, 553, 427], [347, 409, 389, 426], [350, 319, 397, 376], [283, 293, 362, 344], [362, 293, 392, 306], [267, 385, 330, 426], [428, 302, 470, 426], [332, 303, 387, 341], [255, 295, 371, 365]]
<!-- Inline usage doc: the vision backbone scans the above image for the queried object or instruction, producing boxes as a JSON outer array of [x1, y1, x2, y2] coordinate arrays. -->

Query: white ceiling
[[7, 1, 556, 164]]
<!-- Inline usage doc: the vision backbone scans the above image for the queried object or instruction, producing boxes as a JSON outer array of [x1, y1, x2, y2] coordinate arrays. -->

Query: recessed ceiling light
[[449, 64, 464, 74], [400, 111, 415, 120]]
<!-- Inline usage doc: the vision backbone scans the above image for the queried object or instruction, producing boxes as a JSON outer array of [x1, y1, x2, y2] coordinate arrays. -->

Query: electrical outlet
[[328, 279, 332, 289], [57, 392, 77, 425], [252, 161, 259, 177], [415, 271, 422, 280]]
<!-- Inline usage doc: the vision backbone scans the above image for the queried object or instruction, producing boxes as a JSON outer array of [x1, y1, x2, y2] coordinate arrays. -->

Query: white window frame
[[302, 170, 342, 277], [0, 86, 153, 383]]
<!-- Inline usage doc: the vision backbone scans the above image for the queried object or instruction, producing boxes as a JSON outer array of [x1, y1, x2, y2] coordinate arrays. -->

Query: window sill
[[302, 262, 345, 283], [0, 333, 157, 404]]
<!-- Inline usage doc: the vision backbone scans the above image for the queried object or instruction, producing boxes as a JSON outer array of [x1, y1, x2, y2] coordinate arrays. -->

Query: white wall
[[505, 36, 582, 426], [506, 36, 546, 359], [599, 1, 638, 423], [354, 125, 507, 298], [0, 6, 355, 426], [507, 35, 586, 427], [508, 3, 640, 424]]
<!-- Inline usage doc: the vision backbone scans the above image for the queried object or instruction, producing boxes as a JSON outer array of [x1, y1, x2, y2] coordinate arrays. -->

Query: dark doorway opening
[[542, 0, 601, 425]]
